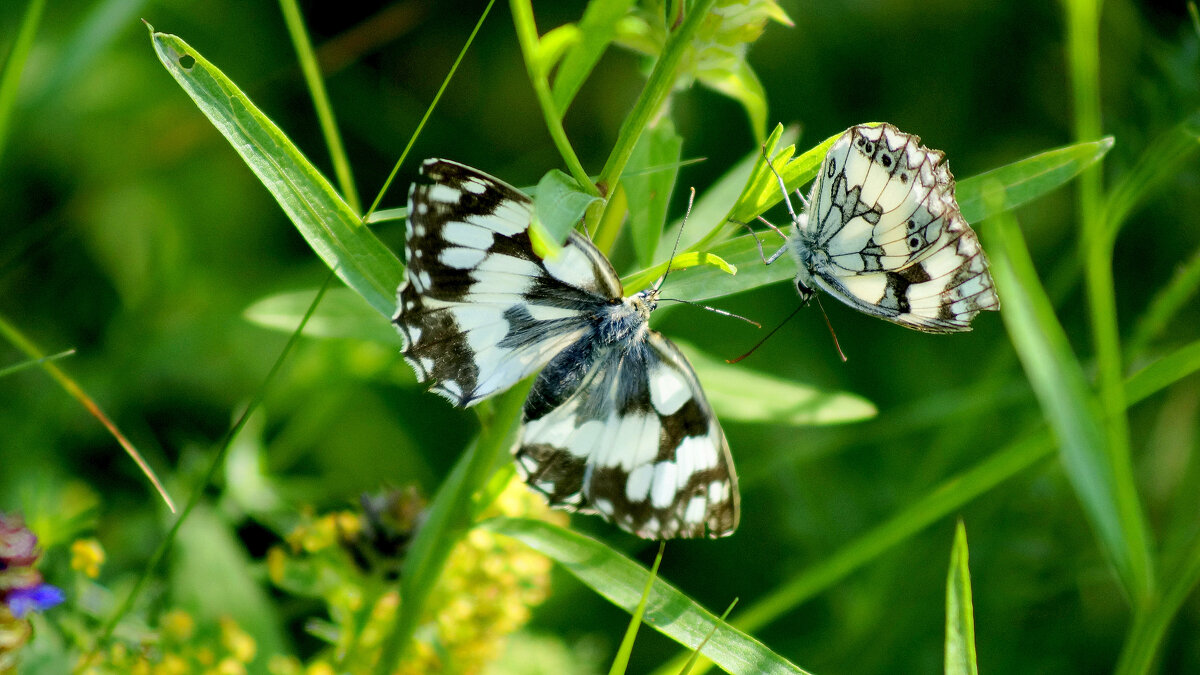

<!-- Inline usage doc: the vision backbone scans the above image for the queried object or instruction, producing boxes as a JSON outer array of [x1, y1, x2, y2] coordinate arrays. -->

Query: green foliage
[[3, 1, 1200, 674]]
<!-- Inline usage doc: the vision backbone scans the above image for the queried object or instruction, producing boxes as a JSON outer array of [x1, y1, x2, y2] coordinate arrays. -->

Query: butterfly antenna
[[726, 302, 806, 364], [814, 295, 848, 362], [658, 298, 761, 328], [654, 187, 696, 292]]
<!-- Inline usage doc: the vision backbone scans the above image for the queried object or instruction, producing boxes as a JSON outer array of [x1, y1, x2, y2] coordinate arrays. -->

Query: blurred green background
[[2, 0, 1199, 672]]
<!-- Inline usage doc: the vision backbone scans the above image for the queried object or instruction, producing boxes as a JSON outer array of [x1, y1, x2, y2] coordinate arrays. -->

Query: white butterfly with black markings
[[393, 159, 739, 539], [762, 123, 999, 332]]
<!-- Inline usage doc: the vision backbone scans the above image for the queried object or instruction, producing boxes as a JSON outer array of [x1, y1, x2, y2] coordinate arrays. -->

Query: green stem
[[0, 0, 46, 166], [1065, 0, 1154, 602], [365, 0, 496, 220], [592, 0, 717, 252], [278, 0, 360, 212], [510, 0, 597, 196], [1115, 539, 1200, 674]]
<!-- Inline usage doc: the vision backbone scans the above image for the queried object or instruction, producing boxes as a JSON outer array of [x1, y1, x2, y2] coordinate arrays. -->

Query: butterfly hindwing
[[790, 124, 999, 332], [396, 158, 739, 539], [395, 159, 619, 406], [515, 330, 738, 539]]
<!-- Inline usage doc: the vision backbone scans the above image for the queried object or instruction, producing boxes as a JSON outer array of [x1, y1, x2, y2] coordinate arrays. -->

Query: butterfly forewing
[[395, 158, 739, 539], [790, 123, 999, 332], [395, 160, 617, 406]]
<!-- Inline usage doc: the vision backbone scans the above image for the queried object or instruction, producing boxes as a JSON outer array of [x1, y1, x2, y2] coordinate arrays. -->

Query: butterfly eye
[[907, 218, 918, 231], [826, 160, 837, 178], [880, 154, 892, 168], [908, 236, 921, 249], [863, 141, 875, 154]]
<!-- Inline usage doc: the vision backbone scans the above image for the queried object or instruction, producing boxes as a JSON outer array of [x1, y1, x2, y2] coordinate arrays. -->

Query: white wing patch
[[395, 158, 739, 539], [776, 123, 999, 332]]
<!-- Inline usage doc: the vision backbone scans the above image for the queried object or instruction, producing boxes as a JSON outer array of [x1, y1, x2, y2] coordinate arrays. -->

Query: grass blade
[[986, 188, 1152, 599], [956, 137, 1114, 223], [1105, 111, 1200, 244], [658, 333, 1200, 675], [1127, 245, 1200, 360], [0, 314, 174, 513], [0, 349, 75, 379], [244, 287, 401, 345], [609, 542, 665, 675], [0, 0, 46, 165], [149, 28, 403, 318], [278, 0, 360, 211], [376, 384, 530, 674], [945, 520, 979, 675], [482, 517, 814, 675]]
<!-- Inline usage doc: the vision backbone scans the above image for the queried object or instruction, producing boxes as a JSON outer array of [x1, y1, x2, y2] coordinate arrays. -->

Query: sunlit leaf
[[945, 520, 979, 675], [244, 288, 402, 345]]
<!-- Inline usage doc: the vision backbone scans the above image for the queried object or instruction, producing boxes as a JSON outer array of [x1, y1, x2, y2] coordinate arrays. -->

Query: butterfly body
[[773, 123, 999, 332], [395, 159, 738, 539]]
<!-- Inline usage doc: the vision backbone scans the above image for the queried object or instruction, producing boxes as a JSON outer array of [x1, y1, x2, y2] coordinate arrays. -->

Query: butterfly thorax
[[786, 222, 821, 304], [593, 291, 655, 346]]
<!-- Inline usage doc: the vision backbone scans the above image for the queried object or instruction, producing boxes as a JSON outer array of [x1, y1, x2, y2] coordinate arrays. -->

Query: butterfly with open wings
[[393, 159, 739, 540], [761, 124, 999, 332]]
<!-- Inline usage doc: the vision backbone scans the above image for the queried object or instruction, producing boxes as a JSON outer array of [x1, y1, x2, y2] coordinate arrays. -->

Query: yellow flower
[[219, 616, 257, 663], [160, 609, 196, 642], [70, 538, 106, 579]]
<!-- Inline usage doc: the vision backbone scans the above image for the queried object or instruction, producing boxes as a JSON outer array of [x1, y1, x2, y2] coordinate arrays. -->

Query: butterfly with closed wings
[[393, 159, 739, 539], [760, 124, 999, 332]]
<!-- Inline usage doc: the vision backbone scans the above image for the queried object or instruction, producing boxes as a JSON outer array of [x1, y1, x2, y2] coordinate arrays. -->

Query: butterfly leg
[[738, 219, 789, 265]]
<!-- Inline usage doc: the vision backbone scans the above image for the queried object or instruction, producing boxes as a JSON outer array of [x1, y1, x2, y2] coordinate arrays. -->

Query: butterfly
[[761, 123, 999, 332], [393, 159, 739, 539]]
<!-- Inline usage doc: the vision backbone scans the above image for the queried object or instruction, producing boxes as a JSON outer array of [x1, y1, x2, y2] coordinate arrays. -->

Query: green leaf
[[535, 168, 604, 250], [945, 520, 979, 675], [0, 349, 74, 380], [730, 125, 848, 224], [150, 30, 404, 318], [481, 517, 814, 675], [609, 542, 665, 675], [1127, 245, 1200, 359], [244, 287, 402, 345], [677, 342, 876, 426], [533, 23, 582, 78], [699, 58, 769, 144], [626, 119, 683, 268], [633, 233, 791, 302], [985, 185, 1148, 598], [956, 136, 1115, 224], [551, 0, 638, 114]]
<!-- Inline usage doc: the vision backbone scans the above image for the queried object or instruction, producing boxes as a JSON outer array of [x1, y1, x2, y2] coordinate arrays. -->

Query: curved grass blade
[[680, 599, 739, 675], [149, 28, 403, 318], [986, 185, 1153, 601], [677, 341, 876, 426], [945, 520, 979, 675], [657, 335, 1200, 675], [609, 542, 665, 675], [0, 314, 174, 513], [375, 384, 531, 675], [75, 277, 333, 672], [956, 137, 1114, 223], [1104, 112, 1200, 243], [481, 517, 814, 675], [1127, 245, 1200, 360]]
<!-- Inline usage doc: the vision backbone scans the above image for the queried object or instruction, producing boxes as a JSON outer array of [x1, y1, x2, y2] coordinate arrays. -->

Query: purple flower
[[0, 514, 39, 568], [6, 583, 64, 618]]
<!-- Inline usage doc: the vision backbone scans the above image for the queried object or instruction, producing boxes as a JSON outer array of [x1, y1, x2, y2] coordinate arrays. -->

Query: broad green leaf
[[150, 30, 404, 318], [244, 287, 402, 345], [636, 233, 792, 302], [626, 119, 683, 268], [945, 521, 979, 675], [534, 168, 604, 251], [551, 0, 637, 114], [609, 542, 665, 675], [956, 136, 1115, 224], [730, 125, 852, 223], [678, 342, 876, 426], [481, 517, 814, 675], [985, 186, 1147, 598]]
